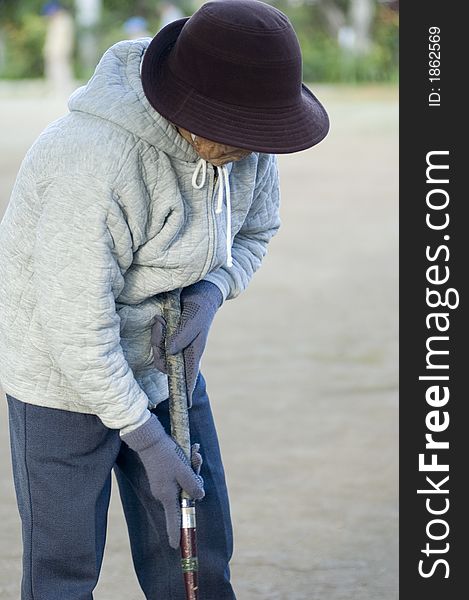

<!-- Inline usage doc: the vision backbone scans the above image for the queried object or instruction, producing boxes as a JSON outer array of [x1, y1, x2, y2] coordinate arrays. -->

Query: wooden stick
[[164, 289, 199, 600]]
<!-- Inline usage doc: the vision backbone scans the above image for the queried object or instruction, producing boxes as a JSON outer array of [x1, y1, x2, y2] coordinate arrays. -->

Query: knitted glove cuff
[[185, 280, 223, 311], [120, 413, 167, 452]]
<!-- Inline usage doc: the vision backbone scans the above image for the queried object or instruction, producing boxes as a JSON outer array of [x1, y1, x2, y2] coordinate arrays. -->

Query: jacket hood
[[68, 39, 199, 163]]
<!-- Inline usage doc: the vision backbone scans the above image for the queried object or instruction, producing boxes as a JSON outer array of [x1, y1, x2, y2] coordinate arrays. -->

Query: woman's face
[[176, 126, 252, 167]]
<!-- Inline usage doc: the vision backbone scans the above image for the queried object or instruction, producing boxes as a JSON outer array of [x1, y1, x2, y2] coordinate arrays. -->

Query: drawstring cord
[[219, 166, 232, 268], [191, 158, 207, 189], [191, 158, 233, 268]]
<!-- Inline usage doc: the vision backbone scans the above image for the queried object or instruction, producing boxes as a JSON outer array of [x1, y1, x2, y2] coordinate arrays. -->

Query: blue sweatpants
[[6, 373, 236, 600]]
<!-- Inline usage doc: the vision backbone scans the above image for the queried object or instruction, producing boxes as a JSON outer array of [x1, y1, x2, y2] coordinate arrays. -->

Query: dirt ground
[[0, 82, 398, 600]]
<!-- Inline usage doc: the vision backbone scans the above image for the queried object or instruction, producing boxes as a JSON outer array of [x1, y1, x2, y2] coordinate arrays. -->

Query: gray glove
[[151, 281, 223, 403], [120, 414, 205, 548]]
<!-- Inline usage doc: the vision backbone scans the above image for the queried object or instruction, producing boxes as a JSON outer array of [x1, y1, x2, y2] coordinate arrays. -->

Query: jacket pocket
[[117, 296, 164, 372]]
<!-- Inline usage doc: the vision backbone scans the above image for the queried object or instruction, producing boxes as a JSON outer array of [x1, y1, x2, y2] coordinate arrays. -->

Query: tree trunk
[[349, 0, 374, 54]]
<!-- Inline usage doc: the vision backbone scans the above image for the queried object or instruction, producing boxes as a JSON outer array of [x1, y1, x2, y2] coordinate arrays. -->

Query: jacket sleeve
[[33, 175, 151, 435], [204, 153, 281, 300]]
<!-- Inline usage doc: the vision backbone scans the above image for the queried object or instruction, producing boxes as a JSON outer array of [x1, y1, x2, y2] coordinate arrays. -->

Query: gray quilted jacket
[[0, 39, 280, 435]]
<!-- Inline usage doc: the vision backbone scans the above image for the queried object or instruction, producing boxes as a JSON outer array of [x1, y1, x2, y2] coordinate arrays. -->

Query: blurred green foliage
[[274, 0, 398, 82], [0, 0, 398, 82], [0, 11, 46, 78]]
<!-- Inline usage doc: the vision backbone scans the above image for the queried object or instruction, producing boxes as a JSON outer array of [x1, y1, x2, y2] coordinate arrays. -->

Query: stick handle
[[164, 289, 191, 463]]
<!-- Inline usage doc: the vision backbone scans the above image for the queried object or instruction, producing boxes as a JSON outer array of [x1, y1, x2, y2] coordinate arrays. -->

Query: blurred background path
[[0, 82, 397, 599]]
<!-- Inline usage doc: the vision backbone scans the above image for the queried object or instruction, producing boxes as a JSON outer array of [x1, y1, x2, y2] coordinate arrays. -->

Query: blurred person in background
[[123, 15, 151, 40], [0, 1, 328, 598], [42, 1, 75, 94]]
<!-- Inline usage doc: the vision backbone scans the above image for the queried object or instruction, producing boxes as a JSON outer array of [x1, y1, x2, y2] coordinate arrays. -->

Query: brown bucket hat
[[141, 0, 330, 154]]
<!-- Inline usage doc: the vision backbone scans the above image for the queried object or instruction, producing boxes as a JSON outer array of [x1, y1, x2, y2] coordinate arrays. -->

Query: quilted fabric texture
[[0, 38, 281, 435]]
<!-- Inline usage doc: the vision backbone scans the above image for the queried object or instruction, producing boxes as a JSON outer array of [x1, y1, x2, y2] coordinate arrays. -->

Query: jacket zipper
[[203, 164, 218, 273]]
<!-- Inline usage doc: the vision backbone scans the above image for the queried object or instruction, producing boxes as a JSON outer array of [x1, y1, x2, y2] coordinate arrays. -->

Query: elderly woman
[[0, 1, 329, 598]]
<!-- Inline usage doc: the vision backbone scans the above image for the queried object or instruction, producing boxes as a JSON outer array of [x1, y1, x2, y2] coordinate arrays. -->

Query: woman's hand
[[151, 281, 223, 404]]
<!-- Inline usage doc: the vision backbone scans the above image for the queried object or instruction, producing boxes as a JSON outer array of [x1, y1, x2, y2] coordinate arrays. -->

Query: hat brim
[[141, 18, 330, 154]]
